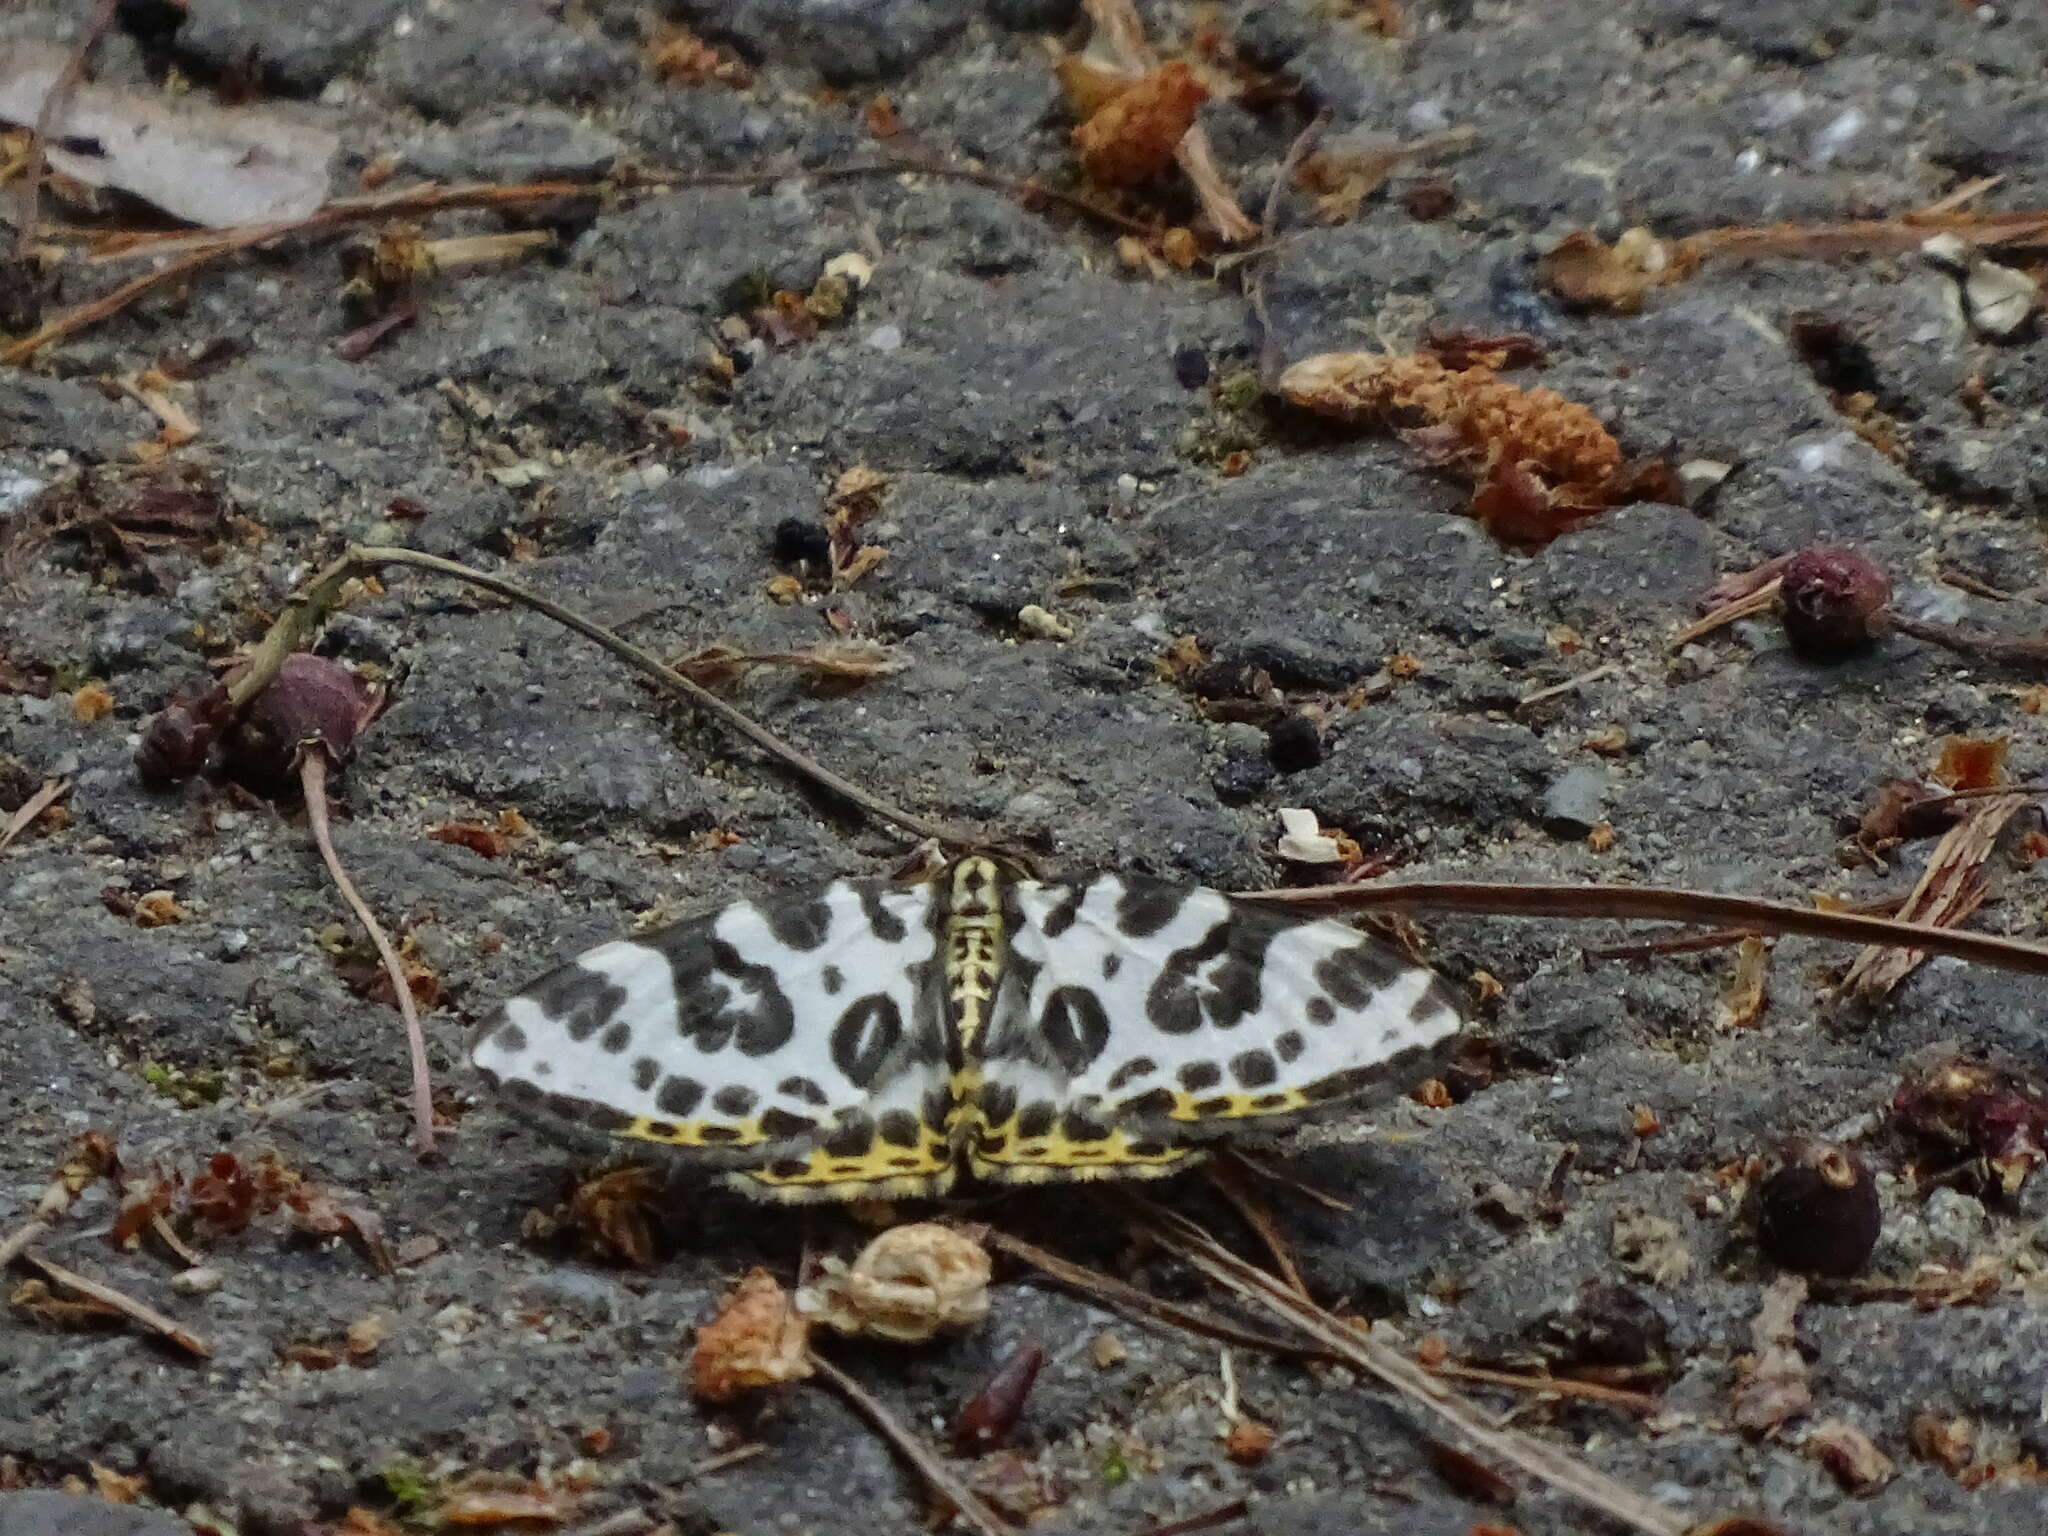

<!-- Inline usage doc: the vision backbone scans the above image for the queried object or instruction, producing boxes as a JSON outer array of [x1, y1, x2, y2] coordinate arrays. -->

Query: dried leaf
[[1071, 61, 1208, 187], [1931, 734, 2008, 790], [1539, 228, 1697, 314], [0, 46, 337, 226], [1224, 1417, 1278, 1466], [1729, 1275, 1809, 1436], [1720, 936, 1771, 1029], [1806, 1419, 1894, 1495], [71, 683, 114, 722], [691, 1268, 813, 1401], [427, 821, 512, 858]]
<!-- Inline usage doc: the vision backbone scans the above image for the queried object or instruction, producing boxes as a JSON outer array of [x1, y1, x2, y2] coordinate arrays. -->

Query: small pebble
[[171, 1266, 224, 1296]]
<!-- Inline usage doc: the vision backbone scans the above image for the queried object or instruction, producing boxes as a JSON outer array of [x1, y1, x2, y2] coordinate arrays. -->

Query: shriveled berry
[[134, 685, 232, 785], [225, 654, 371, 787], [1777, 546, 1891, 660], [950, 1342, 1044, 1454], [1755, 1139, 1880, 1278], [1266, 711, 1324, 773], [769, 516, 830, 569], [1172, 345, 1210, 389]]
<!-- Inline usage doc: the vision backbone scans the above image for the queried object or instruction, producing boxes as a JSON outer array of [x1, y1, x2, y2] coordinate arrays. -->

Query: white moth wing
[[987, 874, 1463, 1139], [471, 878, 952, 1191]]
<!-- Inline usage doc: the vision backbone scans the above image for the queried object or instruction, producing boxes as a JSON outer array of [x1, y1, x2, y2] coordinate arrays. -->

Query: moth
[[471, 856, 1465, 1201]]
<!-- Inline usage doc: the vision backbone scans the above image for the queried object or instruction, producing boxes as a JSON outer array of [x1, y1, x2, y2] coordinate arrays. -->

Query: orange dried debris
[[2018, 684, 2048, 715], [1222, 1417, 1275, 1464], [690, 1268, 812, 1401], [864, 95, 900, 138], [1072, 61, 1209, 187], [1931, 734, 2008, 790], [132, 890, 186, 928], [1279, 350, 1654, 546], [1540, 228, 1698, 314], [647, 25, 751, 87], [71, 683, 114, 722]]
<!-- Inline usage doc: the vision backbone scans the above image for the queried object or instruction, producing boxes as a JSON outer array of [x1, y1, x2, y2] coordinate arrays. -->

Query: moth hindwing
[[473, 858, 1464, 1201]]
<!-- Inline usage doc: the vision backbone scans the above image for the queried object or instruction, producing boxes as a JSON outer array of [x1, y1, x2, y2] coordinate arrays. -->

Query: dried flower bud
[[689, 1268, 812, 1402], [950, 1342, 1044, 1453], [1755, 1140, 1880, 1278], [797, 1221, 991, 1343], [1893, 1052, 2048, 1196], [225, 654, 373, 787], [1777, 546, 1891, 660], [134, 685, 233, 785]]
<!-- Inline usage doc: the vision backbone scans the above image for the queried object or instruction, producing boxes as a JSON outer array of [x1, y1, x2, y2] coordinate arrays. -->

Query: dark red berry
[[225, 654, 371, 787], [1777, 546, 1891, 660], [1755, 1139, 1880, 1278]]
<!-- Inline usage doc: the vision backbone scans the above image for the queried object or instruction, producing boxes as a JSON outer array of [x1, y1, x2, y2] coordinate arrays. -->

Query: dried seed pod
[[770, 515, 831, 570], [689, 1268, 812, 1402], [1893, 1053, 2048, 1196], [797, 1221, 991, 1343], [134, 684, 233, 785], [1755, 1140, 1880, 1278], [1777, 546, 1891, 660], [225, 654, 373, 787], [1266, 711, 1323, 773], [950, 1342, 1044, 1453]]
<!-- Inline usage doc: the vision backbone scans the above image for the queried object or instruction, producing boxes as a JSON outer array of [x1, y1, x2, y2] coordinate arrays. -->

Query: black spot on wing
[[599, 1021, 631, 1053], [711, 1085, 757, 1117], [657, 1075, 704, 1117], [763, 892, 833, 951], [1145, 904, 1295, 1035], [491, 1021, 527, 1053], [831, 994, 904, 1088], [980, 1082, 1019, 1129], [1015, 1100, 1056, 1139], [1121, 1087, 1175, 1119], [1314, 941, 1408, 1010], [1274, 1030, 1305, 1062], [1306, 996, 1336, 1025], [1040, 986, 1112, 1075], [759, 1107, 818, 1141], [1037, 882, 1088, 938], [822, 965, 844, 995], [632, 1058, 659, 1092], [778, 1075, 829, 1106], [526, 964, 631, 1044], [823, 1114, 876, 1158], [1060, 1108, 1110, 1142], [854, 881, 909, 943], [650, 923, 797, 1058], [877, 1109, 922, 1147], [1178, 1060, 1221, 1091], [1105, 1056, 1157, 1092], [1114, 879, 1186, 938], [1231, 1049, 1277, 1088], [1101, 951, 1122, 979]]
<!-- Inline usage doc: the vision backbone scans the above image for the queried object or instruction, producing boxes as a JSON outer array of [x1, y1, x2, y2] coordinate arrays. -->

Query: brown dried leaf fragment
[[647, 24, 752, 87], [1932, 734, 2009, 791], [691, 1268, 813, 1402], [1072, 61, 1208, 187], [71, 683, 114, 722], [799, 1222, 992, 1343], [671, 642, 904, 691], [1224, 1417, 1277, 1466], [1729, 1275, 1809, 1437], [1540, 228, 1697, 314], [1909, 1412, 1988, 1484], [427, 820, 513, 858], [523, 1165, 665, 1270], [1719, 936, 1771, 1029], [1805, 1419, 1894, 1495]]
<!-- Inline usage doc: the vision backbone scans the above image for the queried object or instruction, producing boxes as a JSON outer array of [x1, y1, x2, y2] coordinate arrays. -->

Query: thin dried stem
[[300, 749, 436, 1155], [0, 776, 68, 854], [1120, 1195, 1692, 1536], [806, 1349, 1010, 1536], [17, 1251, 210, 1358], [239, 545, 982, 852], [1244, 878, 2048, 978], [14, 0, 119, 261]]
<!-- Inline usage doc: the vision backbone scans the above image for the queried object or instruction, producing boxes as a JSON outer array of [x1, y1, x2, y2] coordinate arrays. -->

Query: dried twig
[[13, 0, 118, 261], [1248, 110, 1330, 387], [300, 749, 435, 1155], [1244, 878, 2048, 979], [0, 776, 68, 854], [805, 1349, 1009, 1536], [981, 1227, 1311, 1358], [1517, 663, 1618, 708], [1204, 1156, 1311, 1299], [16, 1251, 209, 1358], [1121, 1196, 1691, 1536], [1839, 792, 2034, 998], [1433, 1360, 1662, 1416], [230, 546, 984, 853]]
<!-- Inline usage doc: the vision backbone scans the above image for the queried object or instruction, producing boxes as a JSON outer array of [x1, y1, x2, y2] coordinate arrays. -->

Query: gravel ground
[[3, 2, 2047, 1534]]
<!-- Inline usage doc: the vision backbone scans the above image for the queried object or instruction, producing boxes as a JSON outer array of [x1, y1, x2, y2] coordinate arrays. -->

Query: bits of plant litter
[[689, 1268, 812, 1402], [951, 1342, 1045, 1453], [226, 653, 375, 786], [1754, 1140, 1880, 1278], [134, 685, 233, 784], [1070, 61, 1208, 187], [1892, 1053, 2048, 1198]]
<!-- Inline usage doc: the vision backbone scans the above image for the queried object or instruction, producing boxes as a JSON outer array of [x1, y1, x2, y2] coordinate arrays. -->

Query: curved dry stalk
[[1118, 1194, 1694, 1536], [238, 544, 982, 852], [1245, 878, 2048, 979], [300, 749, 436, 1154], [806, 1349, 1009, 1536]]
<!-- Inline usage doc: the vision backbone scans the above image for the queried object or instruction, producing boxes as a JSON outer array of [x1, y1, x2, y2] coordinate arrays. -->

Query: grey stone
[[403, 108, 625, 184], [377, 14, 633, 120], [174, 0, 401, 94], [0, 376, 145, 460], [671, 0, 966, 84], [0, 1493, 190, 1536], [1541, 764, 1610, 835]]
